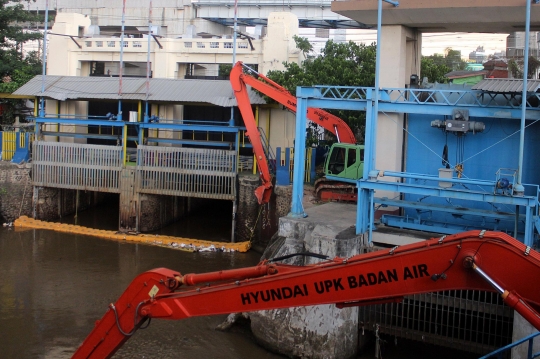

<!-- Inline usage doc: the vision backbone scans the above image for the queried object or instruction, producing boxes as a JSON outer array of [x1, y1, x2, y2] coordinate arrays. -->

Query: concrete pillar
[[512, 312, 540, 359], [236, 174, 260, 244], [119, 168, 137, 232], [250, 203, 363, 358], [375, 25, 421, 213], [0, 164, 33, 222], [260, 12, 301, 74]]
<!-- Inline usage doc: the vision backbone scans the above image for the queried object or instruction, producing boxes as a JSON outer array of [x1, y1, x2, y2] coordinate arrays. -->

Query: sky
[[298, 29, 510, 58]]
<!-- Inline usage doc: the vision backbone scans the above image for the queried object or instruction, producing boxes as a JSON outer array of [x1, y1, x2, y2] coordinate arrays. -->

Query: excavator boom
[[230, 61, 357, 204], [231, 62, 356, 145], [73, 230, 540, 358]]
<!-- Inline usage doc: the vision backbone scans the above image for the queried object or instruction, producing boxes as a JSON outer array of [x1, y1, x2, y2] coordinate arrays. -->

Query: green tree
[[218, 63, 232, 78], [293, 35, 313, 59], [420, 57, 450, 83], [444, 48, 467, 71], [508, 56, 540, 79], [421, 48, 467, 83], [266, 39, 376, 142], [0, 0, 44, 125]]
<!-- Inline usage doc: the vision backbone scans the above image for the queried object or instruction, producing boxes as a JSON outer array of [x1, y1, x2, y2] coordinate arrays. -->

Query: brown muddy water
[[0, 199, 283, 359], [0, 200, 481, 359]]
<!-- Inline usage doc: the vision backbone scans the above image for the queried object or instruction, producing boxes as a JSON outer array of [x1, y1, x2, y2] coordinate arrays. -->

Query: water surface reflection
[[0, 227, 281, 359]]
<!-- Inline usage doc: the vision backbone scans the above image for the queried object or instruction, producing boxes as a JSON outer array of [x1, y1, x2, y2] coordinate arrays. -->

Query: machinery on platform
[[229, 61, 363, 204], [72, 230, 540, 358]]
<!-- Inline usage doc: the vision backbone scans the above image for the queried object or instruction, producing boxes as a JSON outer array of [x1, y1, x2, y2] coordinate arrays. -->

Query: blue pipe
[[144, 0, 152, 124], [290, 91, 308, 217], [380, 170, 496, 187], [117, 0, 126, 122], [372, 0, 382, 172], [39, 1, 49, 118], [517, 0, 531, 186], [368, 190, 374, 243]]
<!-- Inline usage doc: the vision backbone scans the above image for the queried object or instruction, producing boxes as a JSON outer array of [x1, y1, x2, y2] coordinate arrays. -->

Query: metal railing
[[32, 141, 123, 192], [0, 131, 31, 161], [360, 290, 514, 355], [136, 145, 236, 200], [479, 331, 540, 359], [308, 86, 540, 110]]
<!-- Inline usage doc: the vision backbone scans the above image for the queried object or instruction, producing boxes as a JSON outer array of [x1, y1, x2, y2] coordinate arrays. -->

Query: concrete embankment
[[14, 216, 251, 252]]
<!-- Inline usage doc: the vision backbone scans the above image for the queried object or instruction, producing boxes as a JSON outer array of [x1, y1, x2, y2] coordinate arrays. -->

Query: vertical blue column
[[15, 132, 20, 150], [25, 132, 30, 150], [363, 92, 374, 179], [524, 205, 533, 247], [138, 125, 144, 150], [289, 88, 308, 217], [356, 188, 368, 234]]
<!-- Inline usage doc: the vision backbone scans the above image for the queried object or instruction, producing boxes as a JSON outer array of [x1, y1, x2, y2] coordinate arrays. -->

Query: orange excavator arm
[[231, 61, 356, 145], [230, 62, 274, 204], [229, 61, 357, 204], [72, 230, 540, 358]]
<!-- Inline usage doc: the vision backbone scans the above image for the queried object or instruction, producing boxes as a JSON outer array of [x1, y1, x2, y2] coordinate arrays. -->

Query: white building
[[38, 8, 304, 151]]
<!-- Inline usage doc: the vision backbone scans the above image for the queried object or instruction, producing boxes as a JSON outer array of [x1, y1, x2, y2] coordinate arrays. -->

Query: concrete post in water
[[236, 173, 259, 244], [119, 168, 137, 232], [0, 163, 33, 222], [250, 203, 363, 358]]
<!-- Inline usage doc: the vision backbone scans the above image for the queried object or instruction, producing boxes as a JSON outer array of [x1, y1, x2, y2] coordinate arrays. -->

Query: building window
[[210, 42, 219, 49], [184, 42, 192, 48], [96, 41, 103, 48], [123, 41, 129, 48], [224, 42, 233, 49], [85, 41, 92, 48], [133, 41, 142, 48], [107, 41, 116, 48], [238, 42, 248, 49], [197, 42, 205, 48]]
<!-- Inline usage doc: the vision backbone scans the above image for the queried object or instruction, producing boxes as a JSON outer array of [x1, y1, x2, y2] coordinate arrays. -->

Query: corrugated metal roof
[[472, 78, 540, 93], [13, 75, 266, 106]]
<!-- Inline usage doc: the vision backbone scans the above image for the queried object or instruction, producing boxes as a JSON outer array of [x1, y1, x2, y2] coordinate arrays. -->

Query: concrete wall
[[48, 12, 302, 78], [0, 163, 33, 222], [374, 25, 421, 211], [250, 203, 364, 358], [512, 312, 540, 359]]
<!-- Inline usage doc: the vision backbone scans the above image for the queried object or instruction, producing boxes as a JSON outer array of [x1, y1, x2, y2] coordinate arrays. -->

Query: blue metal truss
[[293, 85, 540, 245]]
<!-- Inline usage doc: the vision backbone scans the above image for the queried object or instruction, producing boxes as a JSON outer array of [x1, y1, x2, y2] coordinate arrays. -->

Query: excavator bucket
[[254, 185, 272, 205]]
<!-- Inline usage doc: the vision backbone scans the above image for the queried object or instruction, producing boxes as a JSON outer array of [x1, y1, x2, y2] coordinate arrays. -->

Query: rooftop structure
[[332, 0, 540, 33]]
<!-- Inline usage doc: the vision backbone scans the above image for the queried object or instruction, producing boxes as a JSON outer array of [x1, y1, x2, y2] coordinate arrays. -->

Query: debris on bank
[[13, 216, 251, 253]]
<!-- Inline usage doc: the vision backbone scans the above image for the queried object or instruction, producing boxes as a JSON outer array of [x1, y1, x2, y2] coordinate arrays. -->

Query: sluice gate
[[33, 141, 123, 192], [31, 141, 237, 233], [137, 145, 236, 200]]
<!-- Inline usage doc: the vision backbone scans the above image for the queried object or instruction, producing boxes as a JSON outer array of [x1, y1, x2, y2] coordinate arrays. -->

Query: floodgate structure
[[3, 1, 540, 358]]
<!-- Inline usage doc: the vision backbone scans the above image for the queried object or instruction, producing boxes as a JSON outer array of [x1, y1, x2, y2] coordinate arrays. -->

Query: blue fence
[[276, 147, 316, 186], [0, 131, 32, 163]]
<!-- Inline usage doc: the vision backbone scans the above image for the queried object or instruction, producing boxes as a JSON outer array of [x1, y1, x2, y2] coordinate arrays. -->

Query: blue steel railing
[[310, 86, 540, 110], [479, 331, 540, 359]]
